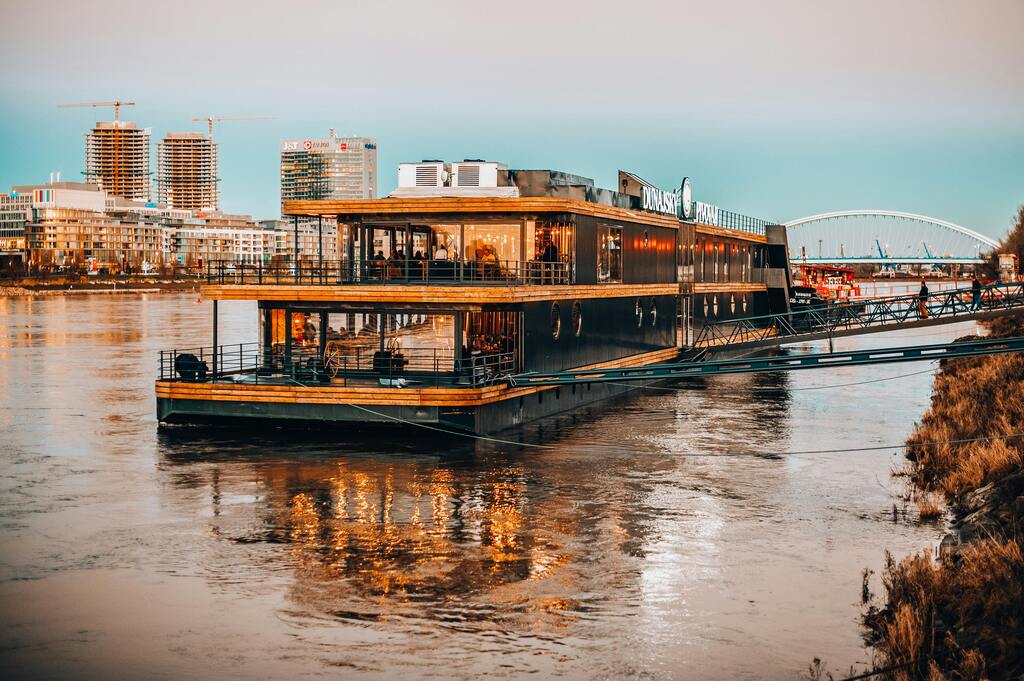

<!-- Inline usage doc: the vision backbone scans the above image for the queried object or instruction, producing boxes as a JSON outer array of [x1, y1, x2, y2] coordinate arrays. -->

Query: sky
[[1, 0, 1022, 238]]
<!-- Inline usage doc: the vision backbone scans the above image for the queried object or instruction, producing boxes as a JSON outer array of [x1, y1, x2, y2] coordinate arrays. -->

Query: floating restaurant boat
[[156, 162, 793, 434]]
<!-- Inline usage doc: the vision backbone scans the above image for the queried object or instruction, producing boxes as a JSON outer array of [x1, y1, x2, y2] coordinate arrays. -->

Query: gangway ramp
[[694, 282, 1024, 351], [508, 336, 1024, 388]]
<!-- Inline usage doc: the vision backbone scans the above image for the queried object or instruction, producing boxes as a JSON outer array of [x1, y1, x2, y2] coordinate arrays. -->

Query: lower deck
[[157, 347, 680, 434]]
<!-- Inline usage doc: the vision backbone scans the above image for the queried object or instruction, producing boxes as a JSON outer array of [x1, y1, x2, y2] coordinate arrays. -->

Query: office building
[[280, 129, 377, 209]]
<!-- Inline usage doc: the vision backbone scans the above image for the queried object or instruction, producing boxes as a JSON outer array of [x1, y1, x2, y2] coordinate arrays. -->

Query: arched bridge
[[784, 210, 999, 265]]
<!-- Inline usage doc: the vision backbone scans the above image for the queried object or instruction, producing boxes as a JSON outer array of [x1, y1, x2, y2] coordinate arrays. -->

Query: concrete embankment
[[863, 314, 1024, 681]]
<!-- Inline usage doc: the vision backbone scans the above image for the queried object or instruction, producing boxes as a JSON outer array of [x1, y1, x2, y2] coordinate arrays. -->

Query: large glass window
[[464, 309, 520, 358], [430, 224, 460, 260], [597, 224, 623, 283], [464, 223, 519, 263], [322, 312, 456, 372]]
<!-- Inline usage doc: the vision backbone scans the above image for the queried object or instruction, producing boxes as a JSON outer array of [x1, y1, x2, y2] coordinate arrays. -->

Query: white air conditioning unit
[[397, 161, 448, 188], [451, 161, 500, 188]]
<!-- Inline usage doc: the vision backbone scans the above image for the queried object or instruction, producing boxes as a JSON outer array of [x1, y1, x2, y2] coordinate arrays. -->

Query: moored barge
[[156, 162, 793, 434]]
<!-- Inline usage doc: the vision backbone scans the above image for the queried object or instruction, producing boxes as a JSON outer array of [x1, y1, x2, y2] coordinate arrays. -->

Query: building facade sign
[[282, 139, 378, 153], [694, 200, 720, 227], [680, 177, 692, 219], [641, 185, 678, 215]]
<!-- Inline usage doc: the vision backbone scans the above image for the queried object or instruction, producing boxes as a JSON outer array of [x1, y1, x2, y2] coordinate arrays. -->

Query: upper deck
[[201, 186, 770, 301]]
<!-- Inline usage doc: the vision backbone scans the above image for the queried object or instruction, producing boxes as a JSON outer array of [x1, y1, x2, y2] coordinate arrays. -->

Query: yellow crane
[[57, 100, 137, 195], [191, 115, 272, 139]]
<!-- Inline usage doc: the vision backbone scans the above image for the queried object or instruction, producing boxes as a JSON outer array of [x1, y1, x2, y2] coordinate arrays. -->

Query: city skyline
[[1, 0, 1022, 236]]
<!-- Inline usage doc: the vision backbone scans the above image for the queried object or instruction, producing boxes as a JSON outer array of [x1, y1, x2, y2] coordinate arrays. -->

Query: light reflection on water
[[0, 293, 969, 680]]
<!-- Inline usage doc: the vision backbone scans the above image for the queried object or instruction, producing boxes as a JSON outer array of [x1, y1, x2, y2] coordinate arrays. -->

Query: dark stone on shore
[[953, 471, 1024, 544]]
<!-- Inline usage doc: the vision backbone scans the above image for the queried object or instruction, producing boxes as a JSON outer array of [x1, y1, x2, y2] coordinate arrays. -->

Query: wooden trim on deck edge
[[156, 347, 681, 408]]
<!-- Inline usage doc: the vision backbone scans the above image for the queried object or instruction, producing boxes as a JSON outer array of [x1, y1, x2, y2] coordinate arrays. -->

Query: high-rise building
[[280, 129, 377, 210], [157, 132, 219, 211], [84, 121, 151, 201]]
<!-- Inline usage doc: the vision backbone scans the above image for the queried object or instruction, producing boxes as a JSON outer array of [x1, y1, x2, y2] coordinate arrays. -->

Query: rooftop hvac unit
[[452, 161, 500, 188], [397, 162, 447, 188]]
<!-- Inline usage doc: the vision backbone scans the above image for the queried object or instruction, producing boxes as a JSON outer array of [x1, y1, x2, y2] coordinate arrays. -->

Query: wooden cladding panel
[[157, 347, 681, 408], [283, 197, 683, 230], [694, 223, 769, 243], [201, 283, 680, 303], [692, 283, 768, 294]]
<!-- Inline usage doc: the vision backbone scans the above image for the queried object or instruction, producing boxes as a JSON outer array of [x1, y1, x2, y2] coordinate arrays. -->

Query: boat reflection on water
[[155, 375, 793, 639]]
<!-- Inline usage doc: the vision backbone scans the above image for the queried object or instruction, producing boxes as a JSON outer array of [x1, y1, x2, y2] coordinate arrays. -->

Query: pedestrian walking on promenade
[[971, 276, 983, 311], [917, 279, 930, 319]]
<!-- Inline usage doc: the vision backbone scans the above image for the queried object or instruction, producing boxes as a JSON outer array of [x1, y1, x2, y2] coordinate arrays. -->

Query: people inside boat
[[541, 240, 560, 283], [386, 251, 404, 280], [302, 318, 317, 345], [430, 241, 455, 280], [474, 244, 500, 280]]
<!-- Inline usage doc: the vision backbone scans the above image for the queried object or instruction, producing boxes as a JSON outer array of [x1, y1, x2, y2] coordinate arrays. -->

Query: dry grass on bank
[[864, 313, 1024, 680], [914, 493, 944, 520], [868, 538, 1024, 680], [903, 316, 1024, 505]]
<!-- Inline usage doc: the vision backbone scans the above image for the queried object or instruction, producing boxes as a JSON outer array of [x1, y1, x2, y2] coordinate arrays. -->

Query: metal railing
[[693, 281, 1024, 348], [203, 258, 573, 286], [685, 203, 774, 235], [158, 342, 516, 387]]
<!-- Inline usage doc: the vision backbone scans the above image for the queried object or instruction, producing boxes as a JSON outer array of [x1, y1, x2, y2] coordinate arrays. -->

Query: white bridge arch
[[783, 210, 999, 264]]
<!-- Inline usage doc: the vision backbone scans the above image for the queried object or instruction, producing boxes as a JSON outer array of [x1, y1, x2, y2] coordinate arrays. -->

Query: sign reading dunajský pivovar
[[694, 201, 720, 226], [642, 185, 678, 215]]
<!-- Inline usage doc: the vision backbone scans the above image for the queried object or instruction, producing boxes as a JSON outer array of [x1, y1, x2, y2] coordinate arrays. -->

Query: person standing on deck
[[971, 275, 983, 311], [541, 240, 559, 284], [917, 279, 930, 319]]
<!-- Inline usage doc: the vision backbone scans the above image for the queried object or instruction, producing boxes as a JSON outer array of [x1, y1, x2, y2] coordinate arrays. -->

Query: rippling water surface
[[0, 293, 969, 680]]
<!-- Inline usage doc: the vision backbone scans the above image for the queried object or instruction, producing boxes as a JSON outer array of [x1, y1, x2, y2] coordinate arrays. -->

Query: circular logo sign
[[303, 140, 313, 150], [680, 177, 692, 219]]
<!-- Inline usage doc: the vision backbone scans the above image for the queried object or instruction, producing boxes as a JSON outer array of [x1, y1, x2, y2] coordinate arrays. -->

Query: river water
[[0, 292, 971, 680]]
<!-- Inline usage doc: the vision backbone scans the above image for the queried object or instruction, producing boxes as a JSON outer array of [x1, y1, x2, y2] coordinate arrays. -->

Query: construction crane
[[58, 99, 136, 121], [57, 100, 137, 196], [191, 115, 272, 139]]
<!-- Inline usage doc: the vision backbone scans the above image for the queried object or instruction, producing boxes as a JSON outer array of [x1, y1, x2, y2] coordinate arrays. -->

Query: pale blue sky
[[1, 0, 1021, 238]]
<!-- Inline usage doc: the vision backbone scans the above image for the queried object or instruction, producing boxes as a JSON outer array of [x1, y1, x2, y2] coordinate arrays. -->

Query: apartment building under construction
[[84, 121, 151, 201], [157, 132, 219, 211]]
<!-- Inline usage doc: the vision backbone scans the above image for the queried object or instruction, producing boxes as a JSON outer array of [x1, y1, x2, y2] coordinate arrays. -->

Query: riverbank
[[863, 313, 1024, 680], [0, 278, 200, 296]]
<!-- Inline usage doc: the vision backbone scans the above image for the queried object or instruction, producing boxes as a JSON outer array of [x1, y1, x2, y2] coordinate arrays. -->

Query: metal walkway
[[693, 281, 1024, 350], [508, 336, 1024, 388]]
